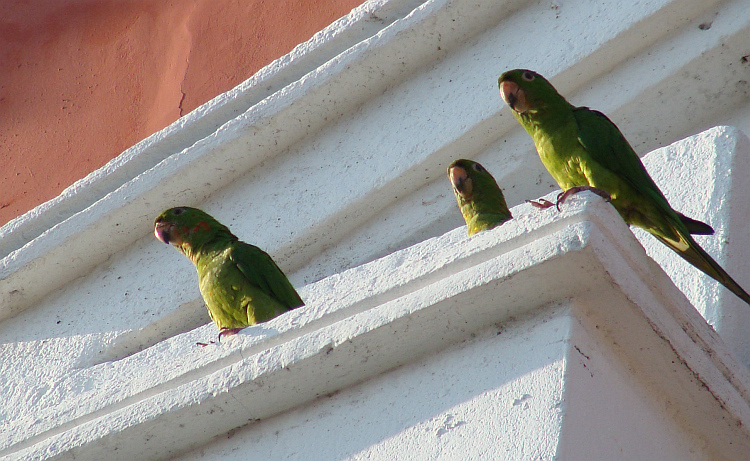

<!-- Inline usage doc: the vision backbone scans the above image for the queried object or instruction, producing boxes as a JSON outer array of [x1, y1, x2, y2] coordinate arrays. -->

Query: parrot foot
[[556, 186, 611, 211], [526, 199, 555, 209], [218, 328, 243, 342]]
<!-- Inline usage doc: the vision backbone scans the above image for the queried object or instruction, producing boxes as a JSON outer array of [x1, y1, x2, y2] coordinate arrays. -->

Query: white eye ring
[[522, 71, 535, 81], [472, 163, 485, 172]]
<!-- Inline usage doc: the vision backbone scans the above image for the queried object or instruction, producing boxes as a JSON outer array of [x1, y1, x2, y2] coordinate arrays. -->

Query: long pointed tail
[[653, 230, 750, 306]]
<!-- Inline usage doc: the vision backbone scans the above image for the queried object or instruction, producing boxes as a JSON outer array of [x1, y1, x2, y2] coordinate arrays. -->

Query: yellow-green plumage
[[154, 207, 304, 335], [448, 159, 512, 236], [498, 68, 750, 305]]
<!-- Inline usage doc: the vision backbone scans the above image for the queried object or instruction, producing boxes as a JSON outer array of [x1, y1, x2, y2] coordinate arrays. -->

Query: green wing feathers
[[654, 224, 750, 305], [230, 243, 305, 312], [574, 105, 750, 304], [572, 108, 672, 211], [498, 69, 750, 305], [676, 213, 714, 235], [155, 207, 304, 331]]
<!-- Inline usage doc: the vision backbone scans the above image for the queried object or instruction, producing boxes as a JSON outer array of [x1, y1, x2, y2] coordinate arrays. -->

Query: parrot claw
[[218, 328, 243, 342], [556, 186, 611, 211], [527, 199, 555, 209]]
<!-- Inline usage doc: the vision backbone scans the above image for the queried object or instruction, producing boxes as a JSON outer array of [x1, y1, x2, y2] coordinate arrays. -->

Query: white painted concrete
[[635, 126, 750, 365], [172, 304, 723, 461], [6, 191, 750, 460], [3, 0, 750, 459]]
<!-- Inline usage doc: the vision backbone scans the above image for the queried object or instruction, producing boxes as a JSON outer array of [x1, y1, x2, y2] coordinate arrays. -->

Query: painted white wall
[[2, 0, 750, 459], [635, 127, 750, 364], [173, 305, 712, 461], [7, 178, 750, 460]]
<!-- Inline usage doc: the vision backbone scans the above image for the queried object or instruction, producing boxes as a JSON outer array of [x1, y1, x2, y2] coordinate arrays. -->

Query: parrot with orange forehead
[[448, 158, 512, 236], [497, 68, 750, 305], [154, 207, 304, 340]]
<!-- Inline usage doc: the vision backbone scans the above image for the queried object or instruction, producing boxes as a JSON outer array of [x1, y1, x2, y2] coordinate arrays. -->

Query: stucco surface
[[5, 185, 749, 460], [2, 0, 750, 458]]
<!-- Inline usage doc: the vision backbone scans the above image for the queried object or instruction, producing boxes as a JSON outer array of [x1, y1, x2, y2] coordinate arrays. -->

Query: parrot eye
[[521, 71, 535, 81], [472, 163, 485, 172], [173, 208, 185, 215]]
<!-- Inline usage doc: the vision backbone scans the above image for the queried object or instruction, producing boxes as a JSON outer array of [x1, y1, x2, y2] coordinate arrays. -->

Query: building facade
[[2, 0, 750, 459]]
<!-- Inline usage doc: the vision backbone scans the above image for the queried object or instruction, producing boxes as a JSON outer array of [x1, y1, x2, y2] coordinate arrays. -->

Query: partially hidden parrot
[[154, 207, 304, 340], [448, 158, 513, 236], [497, 68, 750, 305]]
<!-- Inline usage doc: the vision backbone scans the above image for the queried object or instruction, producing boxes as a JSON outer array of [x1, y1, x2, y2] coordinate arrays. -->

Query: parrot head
[[448, 159, 512, 235], [449, 159, 482, 200], [448, 159, 502, 202], [154, 207, 234, 257], [498, 69, 566, 117]]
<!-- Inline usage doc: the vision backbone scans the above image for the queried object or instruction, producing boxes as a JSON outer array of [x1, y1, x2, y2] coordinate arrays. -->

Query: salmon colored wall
[[0, 0, 365, 227]]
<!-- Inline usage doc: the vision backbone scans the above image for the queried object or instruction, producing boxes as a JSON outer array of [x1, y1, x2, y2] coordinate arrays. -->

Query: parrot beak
[[449, 165, 473, 199], [499, 80, 530, 114], [154, 219, 181, 245]]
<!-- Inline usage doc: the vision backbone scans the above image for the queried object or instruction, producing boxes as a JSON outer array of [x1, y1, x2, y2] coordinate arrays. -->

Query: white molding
[[7, 194, 750, 460], [3, 0, 750, 458], [4, 0, 749, 320]]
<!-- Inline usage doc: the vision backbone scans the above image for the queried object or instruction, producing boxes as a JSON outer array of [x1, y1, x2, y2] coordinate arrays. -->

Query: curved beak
[[154, 219, 176, 245], [449, 165, 473, 199], [498, 80, 530, 114]]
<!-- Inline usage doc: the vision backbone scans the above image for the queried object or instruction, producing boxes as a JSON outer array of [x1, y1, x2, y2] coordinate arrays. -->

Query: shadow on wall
[[178, 306, 568, 460]]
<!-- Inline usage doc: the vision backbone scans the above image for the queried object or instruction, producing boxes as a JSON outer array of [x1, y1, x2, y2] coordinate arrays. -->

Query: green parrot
[[448, 158, 513, 236], [497, 68, 750, 305], [154, 207, 304, 340]]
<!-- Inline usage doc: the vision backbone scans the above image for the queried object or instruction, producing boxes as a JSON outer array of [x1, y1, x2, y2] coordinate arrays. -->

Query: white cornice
[[7, 194, 750, 460], [3, 0, 748, 320], [3, 0, 750, 458]]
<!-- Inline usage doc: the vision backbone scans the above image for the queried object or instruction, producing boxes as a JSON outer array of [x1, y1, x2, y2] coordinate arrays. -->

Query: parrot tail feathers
[[653, 231, 750, 306], [676, 212, 714, 235]]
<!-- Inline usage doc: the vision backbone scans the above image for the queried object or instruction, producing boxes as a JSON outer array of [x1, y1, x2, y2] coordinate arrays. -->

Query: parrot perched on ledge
[[497, 68, 750, 305], [448, 158, 512, 236], [154, 207, 304, 340]]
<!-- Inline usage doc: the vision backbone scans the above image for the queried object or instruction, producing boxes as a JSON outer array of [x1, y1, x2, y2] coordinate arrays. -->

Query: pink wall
[[0, 0, 364, 226]]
